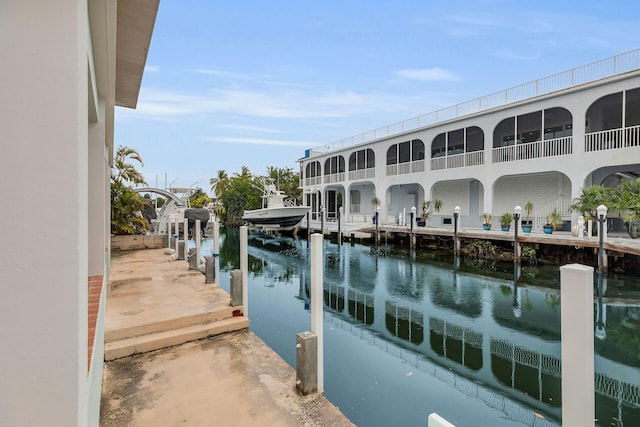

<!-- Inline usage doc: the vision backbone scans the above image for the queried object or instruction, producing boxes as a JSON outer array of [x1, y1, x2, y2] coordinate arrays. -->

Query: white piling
[[560, 263, 594, 427], [213, 221, 220, 286], [183, 218, 189, 260], [195, 219, 201, 264], [310, 233, 324, 393], [240, 225, 248, 317], [173, 217, 180, 255], [428, 413, 455, 427], [587, 219, 593, 238]]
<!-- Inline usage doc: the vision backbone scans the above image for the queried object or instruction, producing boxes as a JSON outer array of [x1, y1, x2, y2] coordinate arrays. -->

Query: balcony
[[431, 151, 485, 171], [585, 125, 640, 151], [348, 168, 375, 181], [492, 136, 572, 163], [386, 160, 425, 176]]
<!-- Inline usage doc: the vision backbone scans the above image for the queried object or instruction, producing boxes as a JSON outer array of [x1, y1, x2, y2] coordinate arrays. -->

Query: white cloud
[[396, 68, 458, 81]]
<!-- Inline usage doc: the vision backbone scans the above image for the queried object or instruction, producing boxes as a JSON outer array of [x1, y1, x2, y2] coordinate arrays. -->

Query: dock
[[100, 248, 354, 427]]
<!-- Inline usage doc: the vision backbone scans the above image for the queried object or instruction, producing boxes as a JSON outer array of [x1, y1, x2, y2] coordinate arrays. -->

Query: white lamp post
[[514, 205, 522, 261], [597, 204, 608, 272], [453, 206, 461, 255]]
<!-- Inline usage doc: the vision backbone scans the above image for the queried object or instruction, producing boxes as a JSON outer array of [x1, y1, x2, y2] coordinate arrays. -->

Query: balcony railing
[[312, 49, 640, 154], [386, 160, 425, 176], [585, 125, 640, 151], [431, 150, 485, 171], [492, 136, 572, 163], [304, 176, 322, 186], [348, 168, 375, 181], [323, 172, 345, 184]]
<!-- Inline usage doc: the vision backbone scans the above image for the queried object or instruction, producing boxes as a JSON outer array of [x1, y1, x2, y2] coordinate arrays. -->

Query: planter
[[543, 226, 554, 234], [482, 224, 491, 231], [417, 220, 426, 227], [372, 216, 376, 225], [521, 220, 533, 233], [501, 225, 510, 232]]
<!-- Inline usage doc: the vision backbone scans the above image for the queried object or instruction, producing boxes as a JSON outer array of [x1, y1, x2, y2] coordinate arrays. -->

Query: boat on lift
[[242, 180, 309, 229]]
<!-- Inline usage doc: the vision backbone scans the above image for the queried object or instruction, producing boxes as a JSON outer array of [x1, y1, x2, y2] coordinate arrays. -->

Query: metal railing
[[585, 125, 640, 151], [313, 49, 640, 154], [492, 136, 573, 163]]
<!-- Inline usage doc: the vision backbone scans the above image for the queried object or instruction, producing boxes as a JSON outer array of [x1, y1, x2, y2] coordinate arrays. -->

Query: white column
[[560, 263, 595, 427], [310, 233, 324, 392], [240, 226, 248, 317], [0, 1, 89, 425], [213, 221, 220, 286]]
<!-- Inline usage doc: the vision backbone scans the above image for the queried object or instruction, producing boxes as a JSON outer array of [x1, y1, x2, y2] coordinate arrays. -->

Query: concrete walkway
[[100, 249, 354, 427]]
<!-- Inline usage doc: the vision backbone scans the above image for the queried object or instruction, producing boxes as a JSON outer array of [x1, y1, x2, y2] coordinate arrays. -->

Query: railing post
[[560, 264, 595, 427], [213, 221, 220, 286], [310, 233, 324, 393], [240, 225, 248, 316]]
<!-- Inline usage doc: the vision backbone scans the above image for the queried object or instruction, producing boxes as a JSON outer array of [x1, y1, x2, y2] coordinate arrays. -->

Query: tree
[[266, 166, 301, 204], [110, 145, 148, 235], [209, 169, 229, 198], [189, 188, 211, 208]]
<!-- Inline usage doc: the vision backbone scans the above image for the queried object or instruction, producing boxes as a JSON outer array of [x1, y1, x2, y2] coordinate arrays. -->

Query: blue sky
[[115, 0, 640, 194]]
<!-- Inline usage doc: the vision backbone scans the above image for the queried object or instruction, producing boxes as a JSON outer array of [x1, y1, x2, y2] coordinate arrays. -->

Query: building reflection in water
[[232, 231, 640, 427]]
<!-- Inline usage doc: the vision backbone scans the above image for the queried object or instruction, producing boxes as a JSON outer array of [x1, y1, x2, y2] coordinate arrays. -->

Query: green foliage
[[612, 177, 640, 222], [545, 208, 563, 230], [466, 240, 498, 260], [570, 185, 612, 221], [480, 213, 493, 226], [189, 188, 211, 208], [110, 146, 148, 235], [524, 201, 534, 220], [211, 165, 302, 225], [420, 199, 442, 221], [499, 212, 513, 227]]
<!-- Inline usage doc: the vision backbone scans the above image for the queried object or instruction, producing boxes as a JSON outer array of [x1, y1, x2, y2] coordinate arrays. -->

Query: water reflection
[[210, 229, 640, 427]]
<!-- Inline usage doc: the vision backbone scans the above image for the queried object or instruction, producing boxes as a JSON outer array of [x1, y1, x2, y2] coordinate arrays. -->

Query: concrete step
[[105, 306, 242, 343], [104, 316, 250, 361]]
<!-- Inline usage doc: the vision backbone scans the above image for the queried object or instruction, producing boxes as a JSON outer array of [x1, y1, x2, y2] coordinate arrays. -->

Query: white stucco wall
[[0, 1, 89, 425]]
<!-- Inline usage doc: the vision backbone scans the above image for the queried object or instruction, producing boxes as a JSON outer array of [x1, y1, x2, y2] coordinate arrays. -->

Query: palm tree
[[209, 169, 229, 198], [112, 145, 147, 186]]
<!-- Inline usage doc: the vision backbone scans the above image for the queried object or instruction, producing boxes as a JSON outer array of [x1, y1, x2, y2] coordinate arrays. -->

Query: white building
[[0, 1, 159, 426], [299, 50, 640, 230]]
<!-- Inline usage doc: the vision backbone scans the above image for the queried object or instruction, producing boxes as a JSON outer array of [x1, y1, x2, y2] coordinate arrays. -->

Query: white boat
[[242, 181, 309, 229]]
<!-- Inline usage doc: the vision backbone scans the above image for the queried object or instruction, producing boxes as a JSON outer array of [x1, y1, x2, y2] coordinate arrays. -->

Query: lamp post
[[410, 206, 416, 249], [320, 206, 326, 236], [513, 205, 522, 261], [597, 204, 608, 273], [453, 206, 461, 255], [338, 206, 343, 246]]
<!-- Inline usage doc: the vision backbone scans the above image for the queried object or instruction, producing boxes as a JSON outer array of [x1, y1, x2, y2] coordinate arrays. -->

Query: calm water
[[198, 229, 640, 427]]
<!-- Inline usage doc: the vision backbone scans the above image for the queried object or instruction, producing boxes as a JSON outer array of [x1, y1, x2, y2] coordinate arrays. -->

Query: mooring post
[[560, 263, 594, 427], [240, 225, 248, 317], [306, 211, 310, 248], [195, 219, 201, 265], [230, 269, 243, 307], [338, 206, 343, 245], [428, 413, 455, 427], [183, 218, 189, 260], [213, 221, 220, 286], [173, 217, 181, 259], [310, 233, 324, 392]]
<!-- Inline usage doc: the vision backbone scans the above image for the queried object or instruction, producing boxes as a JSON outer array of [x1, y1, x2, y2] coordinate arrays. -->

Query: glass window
[[626, 88, 640, 127], [544, 107, 573, 139], [366, 149, 375, 168], [448, 129, 464, 154], [518, 111, 541, 143], [466, 126, 484, 152], [431, 133, 446, 158], [411, 139, 425, 161], [586, 92, 623, 132], [399, 141, 411, 163], [349, 153, 357, 171], [387, 145, 398, 165], [494, 117, 515, 148]]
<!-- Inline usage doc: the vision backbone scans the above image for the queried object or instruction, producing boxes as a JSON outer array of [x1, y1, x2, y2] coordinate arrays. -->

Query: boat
[[242, 181, 309, 229]]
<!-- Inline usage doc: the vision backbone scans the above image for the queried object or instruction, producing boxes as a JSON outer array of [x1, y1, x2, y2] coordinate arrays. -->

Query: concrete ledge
[[111, 234, 166, 250], [105, 306, 243, 342], [105, 317, 250, 361]]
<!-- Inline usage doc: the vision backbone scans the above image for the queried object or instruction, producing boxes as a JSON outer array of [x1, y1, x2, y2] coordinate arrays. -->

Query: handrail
[[312, 49, 640, 154]]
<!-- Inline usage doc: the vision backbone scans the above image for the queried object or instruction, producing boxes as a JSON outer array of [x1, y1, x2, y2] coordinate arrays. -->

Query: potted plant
[[417, 199, 442, 226], [569, 185, 612, 235], [499, 212, 513, 232], [543, 208, 562, 234], [371, 196, 380, 224], [480, 213, 492, 230], [522, 201, 534, 233]]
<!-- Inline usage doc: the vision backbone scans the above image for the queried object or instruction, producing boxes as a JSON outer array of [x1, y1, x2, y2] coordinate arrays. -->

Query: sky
[[115, 0, 640, 195]]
